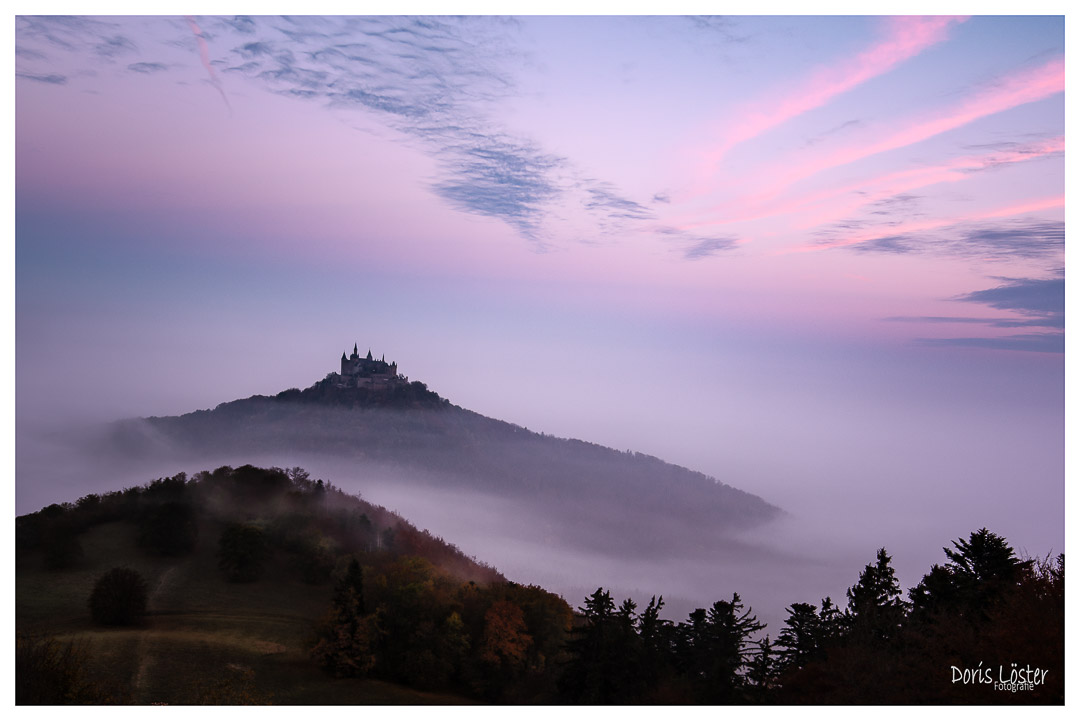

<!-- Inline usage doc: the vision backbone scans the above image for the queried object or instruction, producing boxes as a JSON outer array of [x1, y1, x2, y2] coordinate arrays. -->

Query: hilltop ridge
[[107, 345, 781, 560]]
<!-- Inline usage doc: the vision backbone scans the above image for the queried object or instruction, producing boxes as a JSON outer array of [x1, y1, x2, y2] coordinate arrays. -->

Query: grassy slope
[[16, 521, 469, 705]]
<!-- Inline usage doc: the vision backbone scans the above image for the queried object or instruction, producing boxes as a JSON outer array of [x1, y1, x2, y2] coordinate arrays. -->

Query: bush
[[218, 523, 268, 582], [16, 634, 111, 704], [88, 567, 149, 626]]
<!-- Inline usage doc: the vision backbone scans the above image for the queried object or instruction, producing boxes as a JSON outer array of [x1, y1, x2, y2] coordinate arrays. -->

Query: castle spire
[[353, 342, 358, 355], [366, 348, 373, 361]]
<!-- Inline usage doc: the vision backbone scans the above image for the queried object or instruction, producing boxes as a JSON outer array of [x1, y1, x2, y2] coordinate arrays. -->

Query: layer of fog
[[16, 335, 1063, 632]]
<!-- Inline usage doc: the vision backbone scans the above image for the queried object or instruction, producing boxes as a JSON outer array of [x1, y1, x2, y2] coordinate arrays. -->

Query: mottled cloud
[[16, 72, 68, 85], [17, 14, 656, 247], [127, 62, 167, 74], [431, 136, 562, 241], [192, 15, 649, 246], [846, 218, 1064, 262], [656, 227, 738, 260], [806, 196, 1064, 255], [94, 35, 136, 58], [683, 236, 739, 260], [584, 183, 654, 221]]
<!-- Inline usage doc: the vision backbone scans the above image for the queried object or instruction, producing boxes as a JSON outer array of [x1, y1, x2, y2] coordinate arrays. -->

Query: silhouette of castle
[[335, 343, 400, 389]]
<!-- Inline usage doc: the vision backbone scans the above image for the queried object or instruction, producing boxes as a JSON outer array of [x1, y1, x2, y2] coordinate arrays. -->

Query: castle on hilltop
[[333, 343, 401, 389]]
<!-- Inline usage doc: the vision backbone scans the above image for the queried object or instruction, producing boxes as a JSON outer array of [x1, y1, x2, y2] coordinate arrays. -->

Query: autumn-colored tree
[[479, 599, 533, 668]]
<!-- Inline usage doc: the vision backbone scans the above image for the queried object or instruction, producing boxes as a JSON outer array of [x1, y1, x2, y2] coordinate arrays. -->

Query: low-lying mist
[[16, 341, 1064, 634], [14, 423, 874, 630]]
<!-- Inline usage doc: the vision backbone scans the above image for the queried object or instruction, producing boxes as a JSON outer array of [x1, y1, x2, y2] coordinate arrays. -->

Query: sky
[[13, 10, 1067, 616]]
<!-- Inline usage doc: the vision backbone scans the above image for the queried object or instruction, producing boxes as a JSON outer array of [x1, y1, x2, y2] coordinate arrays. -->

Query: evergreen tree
[[910, 528, 1031, 623], [846, 548, 906, 642], [746, 634, 779, 702], [678, 593, 765, 703], [776, 602, 821, 671], [310, 558, 374, 678], [559, 588, 639, 703]]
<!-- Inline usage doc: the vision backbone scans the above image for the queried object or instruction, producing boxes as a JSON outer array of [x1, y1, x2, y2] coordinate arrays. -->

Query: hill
[[16, 464, 570, 704], [105, 371, 781, 560]]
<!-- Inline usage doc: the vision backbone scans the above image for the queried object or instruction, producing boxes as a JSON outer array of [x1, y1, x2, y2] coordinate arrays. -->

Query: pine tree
[[846, 548, 907, 643]]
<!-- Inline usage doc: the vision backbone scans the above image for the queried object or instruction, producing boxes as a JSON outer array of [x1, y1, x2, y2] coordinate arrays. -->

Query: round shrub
[[88, 567, 148, 626]]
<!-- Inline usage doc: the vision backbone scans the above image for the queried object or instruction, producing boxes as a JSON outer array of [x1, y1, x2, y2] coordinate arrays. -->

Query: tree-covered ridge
[[16, 466, 1063, 705], [16, 464, 503, 586], [108, 379, 780, 559]]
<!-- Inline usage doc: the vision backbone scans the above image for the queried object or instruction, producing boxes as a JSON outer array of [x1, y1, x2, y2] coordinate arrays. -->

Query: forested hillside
[[106, 376, 779, 558], [16, 465, 1063, 704]]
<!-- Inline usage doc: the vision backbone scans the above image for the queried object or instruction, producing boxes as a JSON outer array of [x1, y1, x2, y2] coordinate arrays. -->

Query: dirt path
[[131, 565, 178, 701]]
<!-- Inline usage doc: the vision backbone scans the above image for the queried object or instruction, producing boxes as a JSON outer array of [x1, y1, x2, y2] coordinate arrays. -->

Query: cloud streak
[[801, 195, 1064, 254], [698, 16, 965, 179], [16, 72, 68, 84], [916, 333, 1064, 353], [766, 55, 1064, 197], [185, 16, 232, 113]]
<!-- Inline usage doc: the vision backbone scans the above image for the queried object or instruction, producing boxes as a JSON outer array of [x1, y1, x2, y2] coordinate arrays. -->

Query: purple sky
[[14, 13, 1065, 607]]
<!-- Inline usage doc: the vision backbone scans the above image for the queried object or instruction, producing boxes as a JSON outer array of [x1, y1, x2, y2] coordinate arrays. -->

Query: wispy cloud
[[198, 15, 649, 246], [803, 119, 864, 148], [916, 333, 1064, 353], [185, 16, 231, 113], [697, 16, 965, 178], [584, 183, 654, 221], [656, 226, 739, 260], [803, 196, 1064, 254], [16, 72, 67, 85], [127, 61, 167, 74], [848, 219, 1064, 261], [791, 136, 1063, 230], [683, 236, 739, 260], [766, 55, 1064, 196], [94, 34, 136, 59]]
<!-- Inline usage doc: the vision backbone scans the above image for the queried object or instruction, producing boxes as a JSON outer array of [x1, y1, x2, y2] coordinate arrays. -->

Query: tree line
[[16, 465, 1063, 704]]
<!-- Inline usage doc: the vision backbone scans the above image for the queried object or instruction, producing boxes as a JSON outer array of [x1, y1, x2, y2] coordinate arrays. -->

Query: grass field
[[16, 521, 469, 705]]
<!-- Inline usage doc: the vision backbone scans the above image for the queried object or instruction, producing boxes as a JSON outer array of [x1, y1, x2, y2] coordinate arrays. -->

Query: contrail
[[185, 15, 232, 114]]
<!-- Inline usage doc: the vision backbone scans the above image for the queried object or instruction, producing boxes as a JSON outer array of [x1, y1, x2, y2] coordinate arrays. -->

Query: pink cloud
[[696, 16, 966, 184], [766, 56, 1065, 197], [793, 135, 1065, 229], [676, 135, 1063, 233], [790, 194, 1065, 253]]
